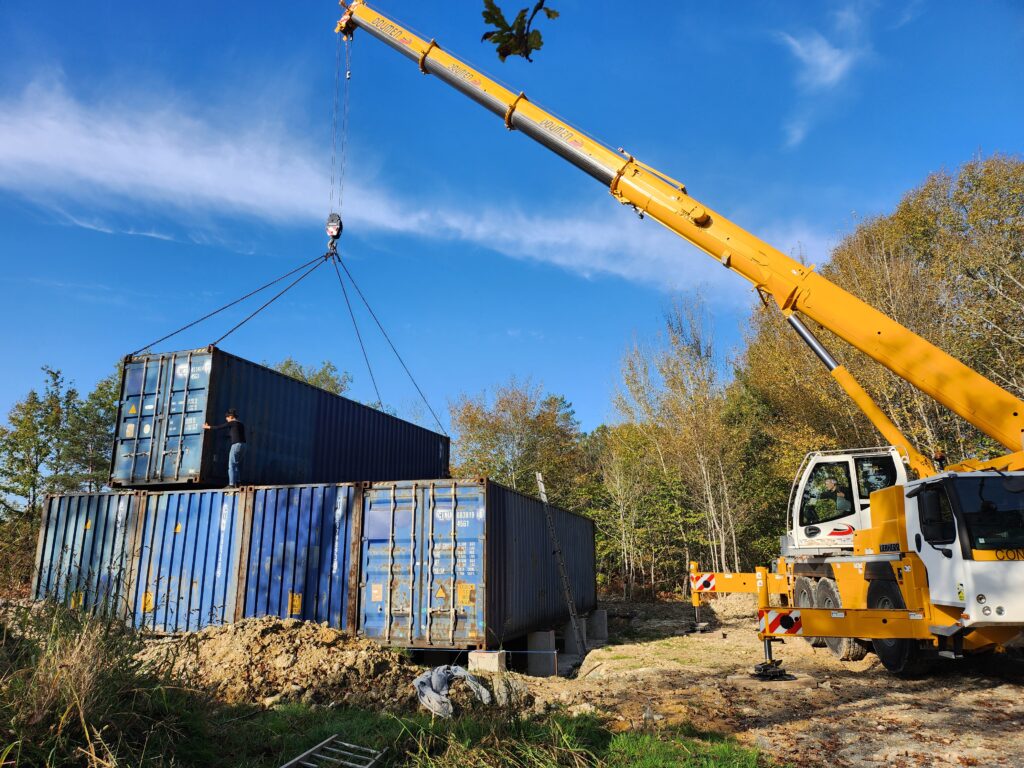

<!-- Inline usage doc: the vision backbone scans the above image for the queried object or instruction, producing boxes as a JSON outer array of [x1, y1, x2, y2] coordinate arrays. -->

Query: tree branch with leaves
[[481, 0, 559, 62]]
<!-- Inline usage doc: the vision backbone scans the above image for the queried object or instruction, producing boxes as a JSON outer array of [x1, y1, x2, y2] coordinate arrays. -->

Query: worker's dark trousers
[[229, 443, 246, 487]]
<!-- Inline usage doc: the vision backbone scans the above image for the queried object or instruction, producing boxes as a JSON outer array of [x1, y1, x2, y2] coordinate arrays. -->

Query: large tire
[[814, 578, 869, 661], [867, 580, 931, 677], [794, 576, 825, 647]]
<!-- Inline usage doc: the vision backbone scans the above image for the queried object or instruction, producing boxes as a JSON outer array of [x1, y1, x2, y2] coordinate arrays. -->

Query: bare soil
[[524, 595, 1024, 767], [138, 616, 420, 710]]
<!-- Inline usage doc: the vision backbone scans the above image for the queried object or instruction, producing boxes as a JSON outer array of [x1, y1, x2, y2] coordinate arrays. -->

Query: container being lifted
[[109, 347, 450, 489]]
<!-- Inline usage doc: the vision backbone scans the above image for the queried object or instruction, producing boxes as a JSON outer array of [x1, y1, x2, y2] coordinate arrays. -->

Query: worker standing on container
[[204, 409, 246, 487]]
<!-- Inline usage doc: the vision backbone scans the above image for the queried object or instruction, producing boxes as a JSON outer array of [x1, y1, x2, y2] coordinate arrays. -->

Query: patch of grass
[[0, 601, 212, 766], [207, 707, 771, 768], [606, 728, 763, 768]]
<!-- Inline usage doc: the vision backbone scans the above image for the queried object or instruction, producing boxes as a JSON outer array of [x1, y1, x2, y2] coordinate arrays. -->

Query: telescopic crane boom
[[337, 2, 1024, 475]]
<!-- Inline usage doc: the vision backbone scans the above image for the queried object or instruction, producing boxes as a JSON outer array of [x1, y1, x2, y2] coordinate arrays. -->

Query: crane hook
[[326, 212, 343, 254]]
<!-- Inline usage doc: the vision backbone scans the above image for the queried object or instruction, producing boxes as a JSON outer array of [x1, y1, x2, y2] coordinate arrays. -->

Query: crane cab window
[[800, 461, 855, 526], [917, 486, 956, 545], [949, 476, 1024, 550], [855, 456, 898, 506]]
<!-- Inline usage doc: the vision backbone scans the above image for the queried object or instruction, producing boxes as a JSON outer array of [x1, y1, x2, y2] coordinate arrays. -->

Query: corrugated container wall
[[357, 478, 596, 649], [110, 346, 450, 488], [243, 483, 358, 630], [132, 489, 244, 633], [33, 492, 140, 617]]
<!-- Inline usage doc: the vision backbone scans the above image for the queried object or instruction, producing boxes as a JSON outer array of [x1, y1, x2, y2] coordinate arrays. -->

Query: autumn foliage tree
[[449, 377, 586, 510]]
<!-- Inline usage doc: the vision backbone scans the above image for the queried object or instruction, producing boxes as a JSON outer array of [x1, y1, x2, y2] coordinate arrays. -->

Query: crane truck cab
[[783, 446, 907, 554], [904, 470, 1024, 627]]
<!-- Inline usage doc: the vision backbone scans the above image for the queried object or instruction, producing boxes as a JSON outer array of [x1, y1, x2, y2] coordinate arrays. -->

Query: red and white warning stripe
[[758, 609, 803, 635], [690, 572, 717, 592]]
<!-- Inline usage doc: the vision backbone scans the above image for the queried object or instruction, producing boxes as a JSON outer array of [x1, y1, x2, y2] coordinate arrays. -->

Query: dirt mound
[[699, 592, 757, 624], [139, 617, 420, 709], [602, 599, 698, 638]]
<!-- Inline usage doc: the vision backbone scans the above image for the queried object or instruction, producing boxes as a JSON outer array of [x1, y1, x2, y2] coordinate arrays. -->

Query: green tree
[[0, 367, 78, 521], [449, 377, 585, 509], [65, 369, 120, 493], [271, 357, 352, 395]]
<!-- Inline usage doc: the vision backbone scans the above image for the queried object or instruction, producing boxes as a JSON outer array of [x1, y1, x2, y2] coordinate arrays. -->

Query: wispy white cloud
[[775, 3, 874, 147], [0, 78, 760, 304], [52, 207, 176, 241], [778, 31, 859, 90], [889, 0, 925, 30]]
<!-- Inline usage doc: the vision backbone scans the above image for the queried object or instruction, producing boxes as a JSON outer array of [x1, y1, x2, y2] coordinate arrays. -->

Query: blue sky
[[1, 1, 1022, 433]]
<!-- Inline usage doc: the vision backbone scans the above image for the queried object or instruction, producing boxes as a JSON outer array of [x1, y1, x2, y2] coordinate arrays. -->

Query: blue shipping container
[[110, 346, 450, 488], [32, 492, 140, 617], [358, 479, 597, 649], [243, 483, 358, 629], [132, 489, 244, 633]]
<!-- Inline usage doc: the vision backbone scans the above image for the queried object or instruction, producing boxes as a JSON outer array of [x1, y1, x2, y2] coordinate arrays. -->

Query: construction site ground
[[129, 600, 1024, 767], [526, 594, 1024, 768]]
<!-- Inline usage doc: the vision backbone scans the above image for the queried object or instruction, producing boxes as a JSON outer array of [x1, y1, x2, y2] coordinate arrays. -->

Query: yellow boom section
[[338, 3, 1024, 462]]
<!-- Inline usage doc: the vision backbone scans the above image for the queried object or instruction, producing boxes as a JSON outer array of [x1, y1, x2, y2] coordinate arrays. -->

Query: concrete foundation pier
[[526, 630, 557, 677]]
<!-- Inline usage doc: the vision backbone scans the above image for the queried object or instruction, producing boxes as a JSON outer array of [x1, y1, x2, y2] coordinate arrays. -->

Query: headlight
[[982, 606, 992, 616], [996, 606, 1005, 616], [976, 594, 987, 604]]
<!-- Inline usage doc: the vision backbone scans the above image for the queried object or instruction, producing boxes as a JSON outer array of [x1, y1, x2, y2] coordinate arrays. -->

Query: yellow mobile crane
[[336, 3, 1024, 675]]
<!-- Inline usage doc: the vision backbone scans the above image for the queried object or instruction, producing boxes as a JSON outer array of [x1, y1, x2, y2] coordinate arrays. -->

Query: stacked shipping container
[[35, 346, 596, 648], [32, 480, 596, 649]]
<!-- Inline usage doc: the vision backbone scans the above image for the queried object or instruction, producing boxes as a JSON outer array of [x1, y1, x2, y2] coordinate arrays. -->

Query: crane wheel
[[814, 578, 869, 661], [867, 580, 931, 677], [794, 576, 825, 647]]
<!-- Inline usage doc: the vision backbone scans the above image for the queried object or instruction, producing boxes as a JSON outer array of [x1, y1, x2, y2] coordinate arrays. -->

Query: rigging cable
[[130, 254, 326, 356], [335, 258, 448, 435], [330, 255, 383, 405], [210, 256, 328, 347], [328, 34, 353, 215]]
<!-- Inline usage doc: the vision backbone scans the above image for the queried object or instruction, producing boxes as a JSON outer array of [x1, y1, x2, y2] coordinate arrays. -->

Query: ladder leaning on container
[[536, 472, 587, 657]]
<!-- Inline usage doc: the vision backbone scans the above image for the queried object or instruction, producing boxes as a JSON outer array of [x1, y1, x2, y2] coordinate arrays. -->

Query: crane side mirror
[[1000, 475, 1024, 494]]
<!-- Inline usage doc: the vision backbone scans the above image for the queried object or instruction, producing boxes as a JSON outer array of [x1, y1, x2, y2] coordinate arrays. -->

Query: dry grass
[[0, 602, 206, 767]]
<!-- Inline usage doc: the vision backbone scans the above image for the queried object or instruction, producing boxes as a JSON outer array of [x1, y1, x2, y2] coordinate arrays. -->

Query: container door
[[417, 481, 487, 647], [244, 484, 353, 628], [33, 493, 138, 617], [358, 481, 487, 647], [113, 358, 166, 484], [359, 484, 421, 644], [112, 351, 211, 484], [160, 354, 210, 482], [133, 490, 241, 632]]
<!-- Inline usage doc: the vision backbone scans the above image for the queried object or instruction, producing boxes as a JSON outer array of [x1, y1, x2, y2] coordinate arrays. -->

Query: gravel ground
[[524, 595, 1024, 768]]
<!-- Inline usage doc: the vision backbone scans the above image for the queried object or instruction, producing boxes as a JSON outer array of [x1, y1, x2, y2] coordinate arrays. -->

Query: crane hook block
[[326, 213, 343, 240], [326, 213, 343, 253]]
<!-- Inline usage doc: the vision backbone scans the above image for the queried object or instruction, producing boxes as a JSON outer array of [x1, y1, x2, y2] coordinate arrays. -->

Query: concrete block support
[[526, 630, 557, 677], [588, 609, 608, 643], [468, 650, 507, 673], [562, 617, 588, 656]]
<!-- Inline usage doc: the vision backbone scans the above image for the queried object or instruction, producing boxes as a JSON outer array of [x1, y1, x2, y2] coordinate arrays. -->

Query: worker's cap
[[225, 409, 239, 418]]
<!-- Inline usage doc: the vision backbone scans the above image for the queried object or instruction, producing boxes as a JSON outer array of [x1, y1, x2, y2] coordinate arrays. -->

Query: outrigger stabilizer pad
[[752, 658, 795, 681], [752, 637, 796, 681]]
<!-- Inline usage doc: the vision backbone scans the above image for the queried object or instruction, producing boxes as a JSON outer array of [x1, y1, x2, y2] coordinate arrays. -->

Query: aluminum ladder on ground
[[278, 735, 386, 768], [536, 471, 587, 656]]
